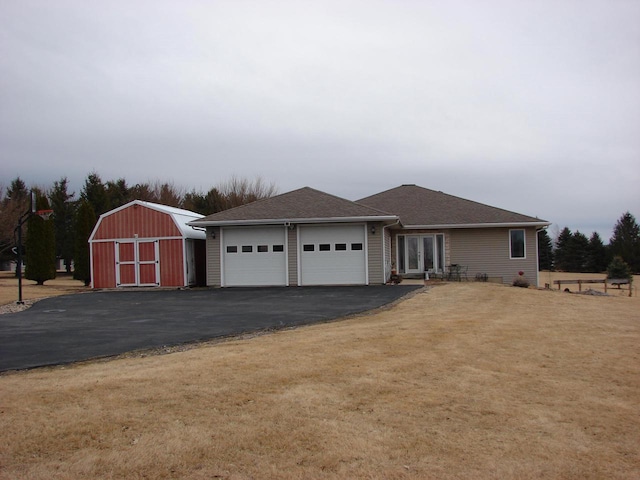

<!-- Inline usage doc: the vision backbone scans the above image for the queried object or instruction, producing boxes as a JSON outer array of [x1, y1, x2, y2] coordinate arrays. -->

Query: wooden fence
[[552, 278, 633, 297]]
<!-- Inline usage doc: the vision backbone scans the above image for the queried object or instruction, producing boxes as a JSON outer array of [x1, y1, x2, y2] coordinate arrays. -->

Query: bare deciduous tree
[[215, 176, 279, 210]]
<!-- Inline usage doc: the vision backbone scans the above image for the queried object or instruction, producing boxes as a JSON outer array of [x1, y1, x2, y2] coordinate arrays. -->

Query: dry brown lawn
[[0, 271, 88, 307], [1, 276, 639, 479]]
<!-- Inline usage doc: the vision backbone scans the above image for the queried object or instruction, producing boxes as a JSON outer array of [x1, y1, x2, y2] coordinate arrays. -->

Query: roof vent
[[401, 183, 416, 186]]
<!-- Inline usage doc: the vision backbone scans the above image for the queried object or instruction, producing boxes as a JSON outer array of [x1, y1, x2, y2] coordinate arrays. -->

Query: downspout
[[382, 219, 401, 282]]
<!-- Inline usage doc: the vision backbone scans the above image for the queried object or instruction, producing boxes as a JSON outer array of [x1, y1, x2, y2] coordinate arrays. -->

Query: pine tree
[[570, 231, 589, 272], [586, 232, 608, 273], [607, 256, 632, 280], [537, 229, 554, 270], [554, 227, 573, 271], [81, 172, 109, 217], [105, 178, 130, 210], [73, 199, 96, 286], [49, 177, 76, 273], [609, 212, 640, 273], [25, 194, 56, 285]]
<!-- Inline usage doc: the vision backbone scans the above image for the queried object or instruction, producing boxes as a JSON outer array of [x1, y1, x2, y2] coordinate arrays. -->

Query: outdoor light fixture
[[210, 230, 216, 239], [370, 225, 376, 235]]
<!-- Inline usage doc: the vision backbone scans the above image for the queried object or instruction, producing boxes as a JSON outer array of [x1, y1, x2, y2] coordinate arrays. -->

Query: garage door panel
[[300, 225, 366, 285], [223, 227, 287, 286]]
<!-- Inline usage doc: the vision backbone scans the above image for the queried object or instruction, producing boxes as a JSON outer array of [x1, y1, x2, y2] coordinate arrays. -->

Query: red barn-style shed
[[89, 201, 206, 288]]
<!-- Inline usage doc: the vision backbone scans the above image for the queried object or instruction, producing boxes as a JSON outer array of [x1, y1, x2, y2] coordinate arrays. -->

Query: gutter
[[402, 221, 551, 230], [187, 215, 399, 227]]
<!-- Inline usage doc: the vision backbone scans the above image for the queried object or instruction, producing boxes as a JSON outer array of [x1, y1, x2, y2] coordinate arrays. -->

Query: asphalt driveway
[[0, 285, 421, 371]]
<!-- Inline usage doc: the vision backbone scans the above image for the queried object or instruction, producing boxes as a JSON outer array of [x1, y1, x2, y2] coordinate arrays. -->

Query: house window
[[303, 244, 315, 252], [351, 243, 363, 251], [242, 245, 253, 253], [510, 229, 526, 259], [335, 243, 347, 251], [257, 245, 268, 253], [319, 244, 331, 251], [226, 246, 238, 253], [273, 245, 284, 252]]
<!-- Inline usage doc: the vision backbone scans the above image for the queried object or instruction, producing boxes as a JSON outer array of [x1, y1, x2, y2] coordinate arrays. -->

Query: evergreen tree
[[105, 178, 130, 210], [49, 177, 76, 273], [182, 190, 209, 215], [554, 227, 573, 271], [81, 172, 109, 216], [570, 231, 589, 272], [182, 188, 225, 215], [25, 193, 56, 285], [7, 177, 29, 201], [537, 229, 554, 271], [609, 212, 640, 273], [586, 232, 608, 273], [607, 256, 632, 280], [128, 182, 155, 202], [73, 199, 96, 286]]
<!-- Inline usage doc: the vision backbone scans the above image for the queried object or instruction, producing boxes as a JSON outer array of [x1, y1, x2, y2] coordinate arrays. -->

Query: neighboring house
[[189, 185, 550, 287], [90, 200, 206, 288]]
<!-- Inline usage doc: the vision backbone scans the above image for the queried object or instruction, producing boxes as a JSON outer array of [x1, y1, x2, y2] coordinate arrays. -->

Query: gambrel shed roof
[[90, 200, 206, 241]]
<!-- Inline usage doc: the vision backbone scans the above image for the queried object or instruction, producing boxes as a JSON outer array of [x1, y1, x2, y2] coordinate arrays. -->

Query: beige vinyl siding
[[384, 227, 392, 282], [367, 222, 384, 284], [449, 227, 539, 285], [206, 227, 221, 286], [287, 227, 298, 286]]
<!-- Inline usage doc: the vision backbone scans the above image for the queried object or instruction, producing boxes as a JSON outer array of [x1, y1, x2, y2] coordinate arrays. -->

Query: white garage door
[[223, 227, 287, 286], [299, 225, 367, 285]]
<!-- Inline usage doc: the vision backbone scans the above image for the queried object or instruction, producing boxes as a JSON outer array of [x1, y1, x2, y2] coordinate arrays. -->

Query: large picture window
[[510, 229, 526, 259]]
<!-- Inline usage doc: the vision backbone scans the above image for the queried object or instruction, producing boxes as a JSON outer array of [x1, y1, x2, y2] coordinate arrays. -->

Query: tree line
[[2, 173, 638, 285], [537, 212, 640, 275], [0, 173, 278, 285]]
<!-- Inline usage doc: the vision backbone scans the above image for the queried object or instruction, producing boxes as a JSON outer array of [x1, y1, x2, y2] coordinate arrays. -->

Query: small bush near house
[[512, 270, 530, 288]]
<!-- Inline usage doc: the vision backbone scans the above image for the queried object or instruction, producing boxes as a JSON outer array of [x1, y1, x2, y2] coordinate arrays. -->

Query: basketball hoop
[[35, 209, 53, 220]]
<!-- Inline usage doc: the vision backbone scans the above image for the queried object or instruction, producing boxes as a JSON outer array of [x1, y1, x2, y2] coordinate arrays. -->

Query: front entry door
[[405, 236, 435, 274]]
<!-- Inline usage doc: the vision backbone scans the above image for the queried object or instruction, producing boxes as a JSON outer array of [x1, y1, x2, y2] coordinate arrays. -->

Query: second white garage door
[[223, 227, 287, 286], [299, 225, 367, 285]]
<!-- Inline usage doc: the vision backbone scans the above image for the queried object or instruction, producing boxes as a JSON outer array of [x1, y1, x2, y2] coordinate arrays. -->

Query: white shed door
[[223, 227, 287, 286], [299, 225, 367, 285]]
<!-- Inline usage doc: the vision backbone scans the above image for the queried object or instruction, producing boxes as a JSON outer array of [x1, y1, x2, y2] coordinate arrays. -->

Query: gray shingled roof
[[357, 184, 548, 227], [190, 187, 396, 225]]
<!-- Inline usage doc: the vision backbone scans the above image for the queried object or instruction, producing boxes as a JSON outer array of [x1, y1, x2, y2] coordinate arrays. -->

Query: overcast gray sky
[[1, 0, 639, 241]]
